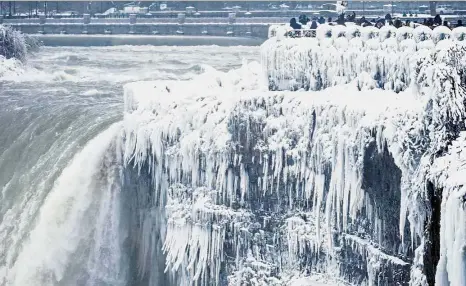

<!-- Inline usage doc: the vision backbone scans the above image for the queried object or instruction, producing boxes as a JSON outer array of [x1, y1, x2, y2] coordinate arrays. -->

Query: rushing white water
[[0, 45, 259, 286]]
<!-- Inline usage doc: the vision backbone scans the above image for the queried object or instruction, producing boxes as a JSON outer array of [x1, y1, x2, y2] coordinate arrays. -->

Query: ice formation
[[0, 25, 39, 62], [0, 25, 39, 77], [0, 55, 23, 77], [117, 25, 466, 286]]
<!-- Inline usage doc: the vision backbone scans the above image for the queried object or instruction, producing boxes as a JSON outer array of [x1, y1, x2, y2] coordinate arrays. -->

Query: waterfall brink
[[2, 121, 175, 286], [6, 123, 124, 285]]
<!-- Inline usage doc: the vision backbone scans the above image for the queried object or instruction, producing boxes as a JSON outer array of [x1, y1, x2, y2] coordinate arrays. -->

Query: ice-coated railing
[[268, 23, 466, 42], [262, 24, 466, 92]]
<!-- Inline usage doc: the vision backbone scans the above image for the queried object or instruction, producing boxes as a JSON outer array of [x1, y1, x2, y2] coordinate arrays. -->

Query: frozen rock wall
[[121, 67, 426, 285], [119, 26, 466, 286]]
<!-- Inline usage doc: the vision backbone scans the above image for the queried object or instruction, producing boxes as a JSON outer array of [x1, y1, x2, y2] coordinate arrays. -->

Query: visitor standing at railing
[[298, 14, 310, 26], [289, 18, 302, 30], [337, 14, 346, 26]]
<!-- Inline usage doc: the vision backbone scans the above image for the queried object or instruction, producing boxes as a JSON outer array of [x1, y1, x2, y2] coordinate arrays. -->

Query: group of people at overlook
[[290, 12, 464, 31]]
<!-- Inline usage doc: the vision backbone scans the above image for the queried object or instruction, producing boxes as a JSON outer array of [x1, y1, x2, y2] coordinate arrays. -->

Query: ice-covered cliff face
[[120, 26, 466, 286]]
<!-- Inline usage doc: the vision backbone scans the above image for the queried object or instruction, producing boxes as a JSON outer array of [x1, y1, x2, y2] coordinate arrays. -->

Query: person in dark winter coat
[[290, 18, 302, 30], [434, 14, 442, 26], [336, 14, 346, 26], [298, 14, 310, 25]]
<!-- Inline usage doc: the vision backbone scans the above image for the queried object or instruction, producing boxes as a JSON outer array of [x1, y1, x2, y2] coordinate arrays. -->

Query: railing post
[[430, 1, 437, 16], [177, 13, 186, 24], [39, 14, 46, 24], [228, 13, 236, 24], [83, 13, 90, 24], [129, 14, 136, 24]]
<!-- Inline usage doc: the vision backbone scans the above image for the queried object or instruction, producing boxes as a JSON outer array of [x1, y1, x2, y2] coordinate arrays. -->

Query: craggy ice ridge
[[121, 27, 466, 286]]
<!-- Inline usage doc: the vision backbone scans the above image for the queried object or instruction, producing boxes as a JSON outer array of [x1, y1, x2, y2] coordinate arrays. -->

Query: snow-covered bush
[[413, 25, 433, 43], [432, 26, 452, 44], [451, 26, 466, 42], [396, 26, 413, 41], [346, 25, 361, 40], [0, 25, 39, 62], [379, 25, 397, 41]]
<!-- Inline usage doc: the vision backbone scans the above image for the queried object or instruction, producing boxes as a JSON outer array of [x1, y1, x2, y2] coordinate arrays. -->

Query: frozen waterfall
[[117, 26, 466, 286], [1, 25, 465, 286]]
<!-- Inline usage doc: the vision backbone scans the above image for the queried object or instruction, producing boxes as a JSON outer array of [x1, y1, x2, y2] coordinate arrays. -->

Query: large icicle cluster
[[121, 25, 466, 286], [122, 63, 428, 285], [430, 132, 466, 286]]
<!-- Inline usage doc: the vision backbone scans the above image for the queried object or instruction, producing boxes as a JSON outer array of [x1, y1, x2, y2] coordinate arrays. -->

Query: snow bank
[[0, 25, 38, 62], [0, 25, 39, 77]]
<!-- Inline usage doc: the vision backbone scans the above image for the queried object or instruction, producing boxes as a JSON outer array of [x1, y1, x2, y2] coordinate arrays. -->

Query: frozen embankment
[[120, 26, 466, 286], [0, 24, 40, 77]]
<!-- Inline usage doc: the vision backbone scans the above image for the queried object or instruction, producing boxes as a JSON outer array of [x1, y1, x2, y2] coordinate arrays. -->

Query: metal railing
[[286, 29, 317, 38]]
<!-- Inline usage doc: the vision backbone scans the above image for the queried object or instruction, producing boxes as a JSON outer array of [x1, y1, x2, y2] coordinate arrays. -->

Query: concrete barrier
[[39, 15, 46, 24], [8, 23, 269, 38]]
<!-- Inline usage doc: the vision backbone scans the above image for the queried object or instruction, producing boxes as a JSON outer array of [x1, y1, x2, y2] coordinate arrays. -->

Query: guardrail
[[268, 24, 466, 44]]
